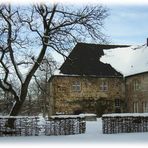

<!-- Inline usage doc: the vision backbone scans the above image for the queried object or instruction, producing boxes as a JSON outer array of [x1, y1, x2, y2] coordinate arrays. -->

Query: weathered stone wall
[[49, 75, 125, 115], [126, 73, 148, 113]]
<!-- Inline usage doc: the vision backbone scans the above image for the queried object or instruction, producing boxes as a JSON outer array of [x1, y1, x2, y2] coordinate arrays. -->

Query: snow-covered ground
[[0, 118, 148, 147]]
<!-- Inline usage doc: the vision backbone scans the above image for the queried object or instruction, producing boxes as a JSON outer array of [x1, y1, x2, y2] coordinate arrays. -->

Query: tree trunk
[[7, 100, 25, 128]]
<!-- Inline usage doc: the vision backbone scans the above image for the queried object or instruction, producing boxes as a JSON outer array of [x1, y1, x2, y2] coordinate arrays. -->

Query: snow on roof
[[100, 45, 148, 76], [53, 69, 63, 75], [53, 70, 81, 77]]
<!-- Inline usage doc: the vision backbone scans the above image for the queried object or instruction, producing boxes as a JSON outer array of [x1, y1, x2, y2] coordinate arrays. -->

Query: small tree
[[33, 54, 57, 117], [0, 3, 108, 127]]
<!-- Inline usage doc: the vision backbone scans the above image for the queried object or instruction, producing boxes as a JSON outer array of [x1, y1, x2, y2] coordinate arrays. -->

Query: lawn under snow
[[0, 118, 148, 145]]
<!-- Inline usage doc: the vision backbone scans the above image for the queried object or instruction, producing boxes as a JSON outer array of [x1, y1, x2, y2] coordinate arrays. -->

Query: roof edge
[[49, 74, 123, 81], [125, 71, 148, 78], [77, 42, 130, 48]]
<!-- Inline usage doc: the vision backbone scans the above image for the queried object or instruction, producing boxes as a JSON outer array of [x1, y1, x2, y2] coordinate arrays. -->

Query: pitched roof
[[100, 44, 148, 76], [59, 43, 129, 77]]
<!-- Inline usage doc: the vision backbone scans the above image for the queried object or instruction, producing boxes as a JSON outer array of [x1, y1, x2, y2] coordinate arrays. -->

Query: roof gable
[[59, 43, 129, 77]]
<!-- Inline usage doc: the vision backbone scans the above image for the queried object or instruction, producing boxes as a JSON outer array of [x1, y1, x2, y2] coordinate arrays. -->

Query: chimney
[[147, 38, 148, 46]]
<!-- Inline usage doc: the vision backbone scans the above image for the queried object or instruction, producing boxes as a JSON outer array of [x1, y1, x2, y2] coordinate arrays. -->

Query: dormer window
[[72, 81, 81, 92]]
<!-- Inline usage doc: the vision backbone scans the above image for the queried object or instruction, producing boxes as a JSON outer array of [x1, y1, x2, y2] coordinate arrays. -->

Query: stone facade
[[48, 43, 148, 116], [49, 75, 126, 116], [126, 72, 148, 113]]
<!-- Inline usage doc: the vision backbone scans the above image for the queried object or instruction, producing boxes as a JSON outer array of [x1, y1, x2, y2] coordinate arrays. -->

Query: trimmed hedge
[[102, 113, 148, 134]]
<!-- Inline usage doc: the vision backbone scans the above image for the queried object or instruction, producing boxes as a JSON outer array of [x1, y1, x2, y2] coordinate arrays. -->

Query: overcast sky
[[53, 3, 148, 63], [2, 0, 148, 63], [3, 0, 148, 46], [104, 4, 148, 45]]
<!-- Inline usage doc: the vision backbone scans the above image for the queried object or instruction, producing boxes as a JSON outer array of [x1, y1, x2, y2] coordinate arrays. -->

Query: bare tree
[[32, 54, 57, 117], [0, 3, 108, 127]]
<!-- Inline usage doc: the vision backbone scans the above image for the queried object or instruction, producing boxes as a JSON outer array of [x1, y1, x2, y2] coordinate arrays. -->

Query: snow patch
[[1, 118, 148, 144], [102, 113, 148, 117], [79, 113, 97, 117], [53, 70, 63, 75], [50, 114, 85, 119], [100, 45, 148, 76]]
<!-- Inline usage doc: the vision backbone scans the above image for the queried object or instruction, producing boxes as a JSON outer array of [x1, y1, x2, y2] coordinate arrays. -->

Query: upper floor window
[[72, 81, 81, 92], [100, 80, 108, 91], [57, 85, 66, 92], [133, 80, 140, 91]]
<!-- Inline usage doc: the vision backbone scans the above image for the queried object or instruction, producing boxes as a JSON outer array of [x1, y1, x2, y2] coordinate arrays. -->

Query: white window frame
[[72, 81, 81, 92], [115, 99, 120, 107], [100, 80, 108, 91], [133, 102, 139, 113], [133, 80, 140, 91]]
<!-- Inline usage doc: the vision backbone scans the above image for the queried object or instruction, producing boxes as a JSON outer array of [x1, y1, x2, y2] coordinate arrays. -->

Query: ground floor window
[[133, 102, 139, 113], [115, 99, 120, 107], [142, 101, 148, 113]]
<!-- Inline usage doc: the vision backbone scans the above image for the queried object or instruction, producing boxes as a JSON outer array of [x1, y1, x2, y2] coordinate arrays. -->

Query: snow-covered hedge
[[0, 116, 40, 136], [45, 115, 86, 135], [102, 113, 148, 134], [0, 115, 86, 136]]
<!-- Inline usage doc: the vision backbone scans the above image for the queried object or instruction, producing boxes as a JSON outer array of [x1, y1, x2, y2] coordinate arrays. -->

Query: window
[[100, 80, 108, 91], [133, 80, 140, 91], [133, 102, 139, 113], [142, 102, 148, 113], [115, 99, 120, 107], [72, 81, 81, 92]]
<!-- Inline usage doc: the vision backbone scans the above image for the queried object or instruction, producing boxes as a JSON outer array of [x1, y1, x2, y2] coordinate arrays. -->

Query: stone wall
[[49, 75, 125, 115], [102, 113, 148, 134], [126, 72, 148, 113]]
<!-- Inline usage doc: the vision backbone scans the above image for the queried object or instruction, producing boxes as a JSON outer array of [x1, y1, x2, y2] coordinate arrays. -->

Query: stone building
[[48, 43, 128, 116], [101, 43, 148, 114], [126, 72, 148, 113]]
